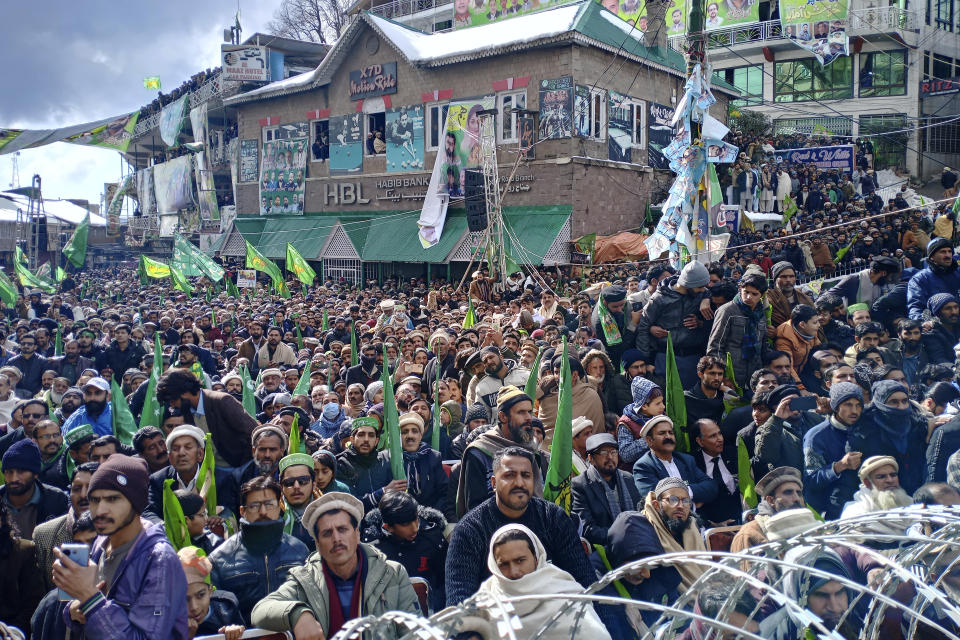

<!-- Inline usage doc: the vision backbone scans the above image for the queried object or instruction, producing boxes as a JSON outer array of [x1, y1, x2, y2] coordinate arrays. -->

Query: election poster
[[538, 77, 573, 140], [665, 0, 688, 35], [453, 0, 578, 29], [573, 86, 592, 138], [153, 155, 194, 214], [704, 0, 760, 31], [329, 113, 363, 176], [648, 102, 673, 170], [780, 0, 849, 65], [385, 105, 425, 173], [239, 139, 259, 183], [705, 139, 740, 163], [62, 111, 141, 153], [159, 94, 189, 148], [774, 144, 855, 172], [237, 269, 257, 288], [194, 151, 220, 221], [607, 90, 633, 164], [136, 166, 156, 215], [258, 137, 307, 215]]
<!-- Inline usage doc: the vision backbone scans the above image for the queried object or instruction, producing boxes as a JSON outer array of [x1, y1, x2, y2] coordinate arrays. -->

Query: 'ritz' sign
[[349, 62, 398, 100]]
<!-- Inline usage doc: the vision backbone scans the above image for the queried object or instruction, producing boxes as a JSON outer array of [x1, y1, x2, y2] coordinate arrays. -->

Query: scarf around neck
[[323, 547, 367, 637]]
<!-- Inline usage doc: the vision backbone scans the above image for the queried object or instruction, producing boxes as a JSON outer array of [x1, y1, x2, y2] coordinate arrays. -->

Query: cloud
[[1, 0, 276, 203]]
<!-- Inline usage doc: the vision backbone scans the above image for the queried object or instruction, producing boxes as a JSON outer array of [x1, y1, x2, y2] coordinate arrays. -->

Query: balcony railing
[[132, 73, 241, 139], [126, 216, 158, 232], [668, 8, 915, 52], [368, 0, 452, 22]]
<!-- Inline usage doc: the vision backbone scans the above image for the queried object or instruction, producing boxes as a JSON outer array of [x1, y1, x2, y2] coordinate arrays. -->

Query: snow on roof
[[599, 9, 644, 43], [230, 67, 319, 102], [1, 195, 106, 226], [367, 4, 582, 64]]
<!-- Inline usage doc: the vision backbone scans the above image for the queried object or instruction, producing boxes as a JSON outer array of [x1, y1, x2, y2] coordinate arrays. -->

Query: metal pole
[[687, 0, 705, 264]]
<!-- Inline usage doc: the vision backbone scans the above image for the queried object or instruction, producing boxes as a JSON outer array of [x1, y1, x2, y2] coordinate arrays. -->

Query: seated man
[[145, 425, 206, 522], [571, 433, 642, 546], [633, 415, 716, 505], [731, 466, 806, 552], [379, 412, 449, 517], [279, 452, 319, 548], [641, 477, 707, 592], [210, 476, 309, 625], [251, 492, 420, 639], [841, 455, 913, 522], [691, 418, 741, 526], [337, 417, 396, 512]]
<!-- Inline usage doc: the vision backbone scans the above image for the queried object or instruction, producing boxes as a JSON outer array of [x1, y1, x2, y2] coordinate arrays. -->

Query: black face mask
[[360, 354, 376, 369]]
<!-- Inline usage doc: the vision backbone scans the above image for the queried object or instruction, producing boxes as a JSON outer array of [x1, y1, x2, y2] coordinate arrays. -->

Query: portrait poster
[[136, 166, 156, 215], [665, 0, 688, 35], [258, 137, 307, 215], [538, 77, 573, 140], [573, 85, 592, 138], [648, 102, 673, 170], [237, 269, 257, 288], [705, 139, 740, 163], [607, 90, 633, 163], [329, 113, 363, 176], [519, 116, 536, 160], [704, 0, 760, 31], [453, 0, 578, 29], [159, 94, 189, 148], [780, 0, 849, 65], [194, 151, 220, 221], [385, 105, 425, 173], [153, 155, 194, 214]]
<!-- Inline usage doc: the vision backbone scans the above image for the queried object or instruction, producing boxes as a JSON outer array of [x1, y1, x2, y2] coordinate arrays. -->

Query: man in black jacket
[[691, 418, 741, 526], [7, 331, 49, 396], [0, 438, 69, 538], [571, 433, 641, 545], [95, 323, 146, 385]]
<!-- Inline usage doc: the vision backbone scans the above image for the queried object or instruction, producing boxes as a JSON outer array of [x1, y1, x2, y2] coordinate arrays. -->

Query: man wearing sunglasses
[[7, 331, 49, 396], [278, 453, 317, 547]]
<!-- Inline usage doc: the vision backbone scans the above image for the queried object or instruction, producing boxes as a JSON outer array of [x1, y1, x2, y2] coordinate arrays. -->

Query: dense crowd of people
[[2, 172, 960, 637]]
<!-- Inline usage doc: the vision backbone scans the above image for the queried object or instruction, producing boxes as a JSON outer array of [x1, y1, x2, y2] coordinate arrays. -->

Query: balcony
[[126, 216, 158, 232], [667, 7, 916, 53], [368, 0, 453, 23], [132, 73, 241, 139]]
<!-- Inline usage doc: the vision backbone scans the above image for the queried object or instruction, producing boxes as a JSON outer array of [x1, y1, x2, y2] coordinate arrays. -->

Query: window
[[933, 53, 954, 79], [262, 122, 309, 143], [608, 95, 646, 148], [575, 87, 607, 140], [935, 0, 954, 30], [773, 117, 853, 136], [497, 90, 527, 143], [860, 50, 907, 97], [859, 114, 908, 169], [426, 101, 450, 150], [716, 66, 764, 106], [774, 57, 852, 102], [310, 120, 329, 162], [365, 112, 386, 156], [925, 116, 960, 153]]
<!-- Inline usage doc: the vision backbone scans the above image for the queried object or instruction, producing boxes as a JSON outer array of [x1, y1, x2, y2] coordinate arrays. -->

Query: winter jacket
[[636, 280, 709, 361], [632, 450, 717, 504], [907, 260, 960, 320], [338, 446, 393, 512], [606, 372, 636, 417], [380, 443, 451, 518], [774, 321, 820, 378], [921, 318, 960, 364], [848, 404, 928, 496], [95, 340, 146, 385], [6, 352, 49, 395], [0, 480, 69, 535], [766, 287, 815, 329], [473, 361, 530, 422], [754, 412, 820, 478], [571, 465, 642, 545], [361, 505, 448, 612], [197, 590, 245, 635], [706, 300, 769, 390], [802, 417, 859, 520], [1, 538, 45, 633], [925, 416, 960, 482], [209, 519, 310, 625], [63, 523, 189, 639], [250, 543, 420, 637]]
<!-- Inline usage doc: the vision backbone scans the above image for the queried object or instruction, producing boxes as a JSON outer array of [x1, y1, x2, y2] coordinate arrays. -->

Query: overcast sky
[[1, 0, 277, 206]]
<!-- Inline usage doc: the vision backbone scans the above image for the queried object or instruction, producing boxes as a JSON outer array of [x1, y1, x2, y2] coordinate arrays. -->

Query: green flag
[[205, 288, 211, 303], [350, 322, 358, 367], [211, 309, 217, 328], [139, 335, 163, 429], [724, 352, 743, 396], [524, 346, 544, 401], [665, 332, 690, 453], [0, 271, 18, 306], [288, 415, 305, 455], [782, 194, 799, 225], [295, 326, 304, 352], [54, 328, 63, 357], [285, 243, 316, 286], [111, 377, 138, 446], [170, 264, 193, 296], [543, 337, 573, 512], [144, 76, 161, 90], [162, 479, 191, 550], [62, 214, 90, 268], [55, 266, 66, 283], [322, 309, 328, 331], [245, 240, 283, 287], [737, 436, 758, 508], [463, 296, 476, 329], [952, 195, 960, 215], [173, 234, 224, 281], [431, 348, 443, 452], [833, 233, 859, 264], [226, 276, 241, 299], [13, 248, 56, 293], [381, 345, 406, 481], [292, 364, 312, 397], [240, 364, 257, 418], [196, 433, 218, 515]]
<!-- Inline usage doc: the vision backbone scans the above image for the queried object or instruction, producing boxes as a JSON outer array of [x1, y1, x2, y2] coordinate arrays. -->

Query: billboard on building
[[607, 90, 634, 163], [648, 102, 673, 170], [221, 45, 270, 82], [774, 144, 855, 172], [385, 105, 425, 172], [258, 137, 307, 215], [780, 0, 849, 65], [329, 113, 363, 176], [539, 77, 573, 140], [454, 0, 577, 29], [704, 0, 759, 31]]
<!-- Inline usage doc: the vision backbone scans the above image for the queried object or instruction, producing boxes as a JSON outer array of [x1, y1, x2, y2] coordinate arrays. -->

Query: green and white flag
[[139, 335, 164, 429], [0, 270, 17, 306], [173, 234, 224, 281], [169, 264, 193, 296]]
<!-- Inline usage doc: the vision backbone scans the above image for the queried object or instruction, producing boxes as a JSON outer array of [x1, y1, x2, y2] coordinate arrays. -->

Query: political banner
[[0, 129, 22, 152], [607, 90, 634, 163], [596, 0, 647, 28], [704, 0, 759, 31], [418, 96, 495, 248], [706, 139, 740, 163], [573, 86, 592, 138], [329, 113, 363, 176], [0, 111, 140, 155], [237, 269, 257, 288], [107, 174, 136, 221], [385, 105, 425, 173], [780, 0, 849, 65], [159, 94, 189, 148], [136, 167, 155, 215], [539, 77, 573, 140], [153, 155, 195, 214], [194, 151, 220, 221], [665, 0, 688, 34], [454, 0, 577, 29], [190, 102, 208, 151], [717, 204, 741, 232], [239, 139, 259, 183], [259, 138, 307, 215], [774, 144, 854, 172], [648, 102, 673, 169]]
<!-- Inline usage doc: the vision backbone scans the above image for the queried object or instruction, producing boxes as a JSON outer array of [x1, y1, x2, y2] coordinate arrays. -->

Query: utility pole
[[687, 0, 705, 263], [476, 108, 506, 286]]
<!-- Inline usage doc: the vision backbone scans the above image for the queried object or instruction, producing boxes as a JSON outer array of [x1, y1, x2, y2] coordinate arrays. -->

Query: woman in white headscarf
[[476, 523, 611, 639]]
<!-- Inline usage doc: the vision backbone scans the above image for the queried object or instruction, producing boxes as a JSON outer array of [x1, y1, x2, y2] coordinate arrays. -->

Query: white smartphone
[[58, 543, 91, 601]]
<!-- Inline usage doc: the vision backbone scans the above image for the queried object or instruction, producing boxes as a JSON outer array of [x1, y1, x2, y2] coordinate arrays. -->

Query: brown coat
[[730, 517, 767, 553], [774, 321, 820, 377], [189, 390, 259, 467], [810, 242, 834, 268], [766, 287, 815, 329], [236, 336, 265, 367]]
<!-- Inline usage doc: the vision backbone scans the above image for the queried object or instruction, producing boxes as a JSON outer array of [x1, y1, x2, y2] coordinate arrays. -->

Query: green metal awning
[[502, 205, 572, 265], [234, 217, 268, 245], [202, 232, 226, 256], [258, 217, 335, 260], [360, 211, 466, 262]]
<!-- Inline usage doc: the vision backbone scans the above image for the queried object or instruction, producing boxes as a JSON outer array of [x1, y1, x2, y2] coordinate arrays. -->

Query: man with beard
[[732, 466, 806, 552], [7, 331, 49, 396], [803, 383, 863, 519], [683, 356, 731, 427], [278, 452, 319, 547], [226, 425, 289, 513], [156, 367, 257, 471], [256, 326, 297, 370], [456, 385, 547, 517], [51, 339, 93, 386], [446, 446, 595, 605], [884, 319, 929, 387], [379, 412, 450, 517], [337, 417, 397, 512], [767, 262, 816, 331], [0, 373, 17, 425], [60, 377, 113, 437], [75, 327, 103, 361], [53, 454, 189, 638], [237, 320, 266, 377], [33, 418, 70, 490], [633, 415, 716, 503], [0, 438, 69, 538], [322, 316, 353, 351], [145, 425, 206, 521], [641, 477, 707, 592], [423, 331, 457, 403], [571, 433, 642, 545], [0, 397, 48, 458], [908, 238, 960, 320], [816, 294, 855, 350], [33, 461, 97, 591], [221, 373, 244, 403], [95, 323, 146, 385], [210, 476, 309, 625], [826, 256, 900, 308], [922, 294, 960, 364], [473, 345, 530, 422], [346, 343, 383, 388], [254, 369, 284, 411], [840, 456, 913, 521], [132, 425, 169, 473]]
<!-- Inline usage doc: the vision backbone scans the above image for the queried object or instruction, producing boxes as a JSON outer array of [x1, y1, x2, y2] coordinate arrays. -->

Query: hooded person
[[440, 400, 465, 438], [641, 477, 707, 591], [906, 237, 960, 320], [476, 523, 612, 640], [617, 376, 664, 471]]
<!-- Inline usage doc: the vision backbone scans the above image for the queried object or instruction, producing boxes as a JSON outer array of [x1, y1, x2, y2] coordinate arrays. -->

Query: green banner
[[173, 234, 225, 281], [63, 213, 90, 268], [13, 248, 56, 293], [159, 94, 189, 148], [705, 0, 759, 31]]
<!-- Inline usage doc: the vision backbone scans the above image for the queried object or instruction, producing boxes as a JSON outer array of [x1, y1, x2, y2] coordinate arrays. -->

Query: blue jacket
[[64, 523, 189, 639], [921, 318, 960, 364], [209, 519, 309, 625], [802, 418, 858, 520], [907, 261, 960, 320], [60, 402, 114, 437], [632, 450, 717, 504]]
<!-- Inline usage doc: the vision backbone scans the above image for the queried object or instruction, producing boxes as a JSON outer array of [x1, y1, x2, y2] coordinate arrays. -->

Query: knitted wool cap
[[654, 477, 688, 498], [87, 454, 150, 513], [828, 382, 863, 412], [928, 293, 959, 317], [497, 385, 529, 414], [464, 403, 489, 425], [755, 466, 803, 498], [1, 438, 41, 475]]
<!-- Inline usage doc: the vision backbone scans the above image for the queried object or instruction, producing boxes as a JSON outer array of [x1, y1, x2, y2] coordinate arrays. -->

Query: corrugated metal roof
[[257, 217, 334, 260], [360, 211, 466, 262]]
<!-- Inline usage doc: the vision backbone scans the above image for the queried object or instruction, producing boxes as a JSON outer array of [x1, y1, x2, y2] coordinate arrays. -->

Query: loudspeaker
[[464, 169, 487, 232]]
